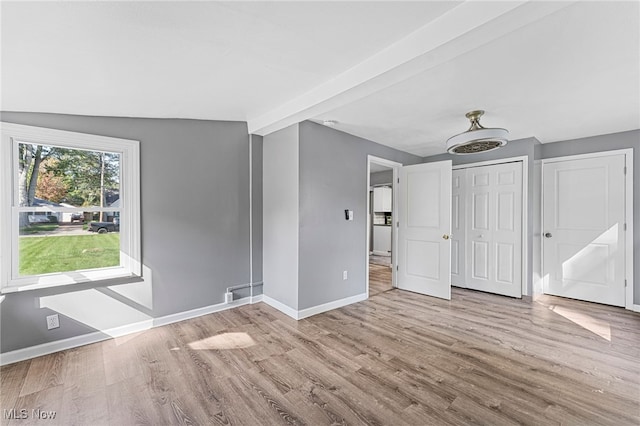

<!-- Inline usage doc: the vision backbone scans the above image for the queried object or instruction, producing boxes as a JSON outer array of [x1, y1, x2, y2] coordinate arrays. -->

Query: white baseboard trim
[[631, 304, 640, 313], [262, 295, 299, 319], [0, 295, 260, 366], [262, 292, 368, 320], [152, 296, 253, 328], [297, 292, 368, 319], [0, 329, 111, 367]]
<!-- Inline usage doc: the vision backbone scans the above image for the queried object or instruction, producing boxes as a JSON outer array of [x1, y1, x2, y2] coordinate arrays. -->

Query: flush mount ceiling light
[[323, 120, 338, 127], [446, 110, 509, 155]]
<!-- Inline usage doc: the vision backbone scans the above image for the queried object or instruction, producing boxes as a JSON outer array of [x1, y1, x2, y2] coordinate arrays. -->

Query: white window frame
[[1, 122, 141, 293]]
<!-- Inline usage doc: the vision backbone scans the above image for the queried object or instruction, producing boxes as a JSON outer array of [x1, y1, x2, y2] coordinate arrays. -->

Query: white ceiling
[[2, 1, 638, 157]]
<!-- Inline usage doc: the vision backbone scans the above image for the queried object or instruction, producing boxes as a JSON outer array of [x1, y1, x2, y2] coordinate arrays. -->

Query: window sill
[[1, 268, 142, 294]]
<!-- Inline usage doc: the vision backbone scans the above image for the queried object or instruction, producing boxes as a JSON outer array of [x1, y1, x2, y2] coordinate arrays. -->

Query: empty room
[[1, 1, 639, 425]]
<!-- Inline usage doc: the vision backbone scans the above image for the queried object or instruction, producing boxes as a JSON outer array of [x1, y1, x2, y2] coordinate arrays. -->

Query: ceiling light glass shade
[[446, 110, 509, 155]]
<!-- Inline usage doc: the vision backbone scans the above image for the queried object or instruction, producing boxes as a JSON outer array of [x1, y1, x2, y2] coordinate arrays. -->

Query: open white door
[[397, 161, 452, 299]]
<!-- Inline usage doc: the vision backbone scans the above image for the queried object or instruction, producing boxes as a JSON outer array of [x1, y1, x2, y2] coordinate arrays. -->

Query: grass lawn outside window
[[19, 234, 120, 276], [19, 223, 59, 234]]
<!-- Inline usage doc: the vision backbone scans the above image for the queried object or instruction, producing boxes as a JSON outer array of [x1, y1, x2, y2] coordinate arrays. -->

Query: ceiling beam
[[248, 0, 575, 136]]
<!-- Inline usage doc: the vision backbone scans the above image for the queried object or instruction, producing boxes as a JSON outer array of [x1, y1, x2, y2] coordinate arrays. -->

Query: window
[[1, 123, 141, 292]]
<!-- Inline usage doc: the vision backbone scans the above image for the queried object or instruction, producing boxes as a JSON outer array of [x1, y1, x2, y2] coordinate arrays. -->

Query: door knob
[[442, 234, 450, 240], [544, 232, 552, 238]]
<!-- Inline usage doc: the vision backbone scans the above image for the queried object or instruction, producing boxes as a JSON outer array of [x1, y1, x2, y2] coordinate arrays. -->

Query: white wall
[[263, 124, 299, 310]]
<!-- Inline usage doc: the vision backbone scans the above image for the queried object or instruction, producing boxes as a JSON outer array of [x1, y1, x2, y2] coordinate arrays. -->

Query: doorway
[[366, 156, 401, 297]]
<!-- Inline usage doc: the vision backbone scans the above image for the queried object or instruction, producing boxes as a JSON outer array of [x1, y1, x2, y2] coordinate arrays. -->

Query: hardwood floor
[[369, 262, 393, 297], [369, 255, 391, 267], [2, 285, 639, 425]]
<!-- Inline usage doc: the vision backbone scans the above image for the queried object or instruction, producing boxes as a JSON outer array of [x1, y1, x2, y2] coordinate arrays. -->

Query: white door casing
[[451, 169, 466, 288], [397, 161, 452, 299], [465, 162, 523, 298], [542, 154, 626, 307], [366, 155, 402, 296]]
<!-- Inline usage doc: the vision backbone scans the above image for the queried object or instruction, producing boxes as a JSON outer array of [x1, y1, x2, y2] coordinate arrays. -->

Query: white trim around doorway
[[366, 155, 402, 298]]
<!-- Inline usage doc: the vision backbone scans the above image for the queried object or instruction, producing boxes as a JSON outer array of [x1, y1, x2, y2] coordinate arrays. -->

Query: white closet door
[[542, 154, 626, 307], [451, 169, 466, 288], [397, 161, 452, 300], [466, 162, 523, 297]]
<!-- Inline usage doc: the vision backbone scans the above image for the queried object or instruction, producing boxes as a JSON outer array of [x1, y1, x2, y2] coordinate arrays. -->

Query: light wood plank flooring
[[1, 285, 639, 425], [369, 255, 391, 267], [369, 263, 393, 297]]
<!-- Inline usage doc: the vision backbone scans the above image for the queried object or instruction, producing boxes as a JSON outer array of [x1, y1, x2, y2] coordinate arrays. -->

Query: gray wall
[[262, 125, 299, 311], [251, 134, 263, 290], [536, 130, 640, 304], [1, 112, 251, 353], [423, 137, 539, 296], [297, 121, 422, 310], [370, 170, 393, 186]]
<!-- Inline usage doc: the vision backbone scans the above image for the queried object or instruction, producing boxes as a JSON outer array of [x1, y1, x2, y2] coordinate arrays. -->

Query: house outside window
[[0, 123, 141, 292]]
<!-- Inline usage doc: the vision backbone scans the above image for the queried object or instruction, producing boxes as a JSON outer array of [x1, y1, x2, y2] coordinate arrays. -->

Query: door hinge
[[625, 279, 627, 287], [624, 166, 627, 175], [397, 177, 400, 184], [396, 221, 399, 228], [397, 265, 399, 271], [624, 223, 627, 231]]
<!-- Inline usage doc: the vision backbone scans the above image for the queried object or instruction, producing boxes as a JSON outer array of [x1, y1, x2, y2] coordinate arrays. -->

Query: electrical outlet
[[46, 314, 59, 330], [343, 270, 348, 280]]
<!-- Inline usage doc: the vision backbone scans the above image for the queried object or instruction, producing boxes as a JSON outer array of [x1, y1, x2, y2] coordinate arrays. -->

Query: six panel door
[[451, 169, 466, 288], [465, 162, 523, 298]]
